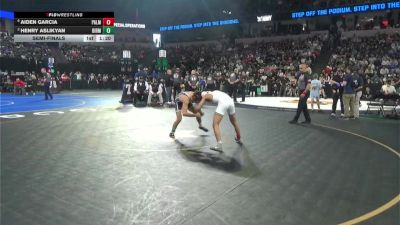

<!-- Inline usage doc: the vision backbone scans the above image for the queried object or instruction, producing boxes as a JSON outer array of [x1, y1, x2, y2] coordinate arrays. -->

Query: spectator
[[342, 68, 355, 119], [13, 78, 25, 95], [310, 74, 322, 112], [381, 80, 397, 98], [148, 78, 163, 106], [133, 76, 149, 106]]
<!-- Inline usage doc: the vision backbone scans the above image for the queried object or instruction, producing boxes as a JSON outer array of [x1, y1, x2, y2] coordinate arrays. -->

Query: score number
[[102, 18, 114, 26], [102, 18, 115, 34]]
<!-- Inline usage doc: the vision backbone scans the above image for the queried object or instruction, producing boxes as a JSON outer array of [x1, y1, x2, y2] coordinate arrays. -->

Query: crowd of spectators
[[60, 44, 154, 64], [164, 35, 323, 97], [0, 70, 127, 94], [1, 30, 399, 111], [326, 32, 400, 100], [0, 32, 51, 64]]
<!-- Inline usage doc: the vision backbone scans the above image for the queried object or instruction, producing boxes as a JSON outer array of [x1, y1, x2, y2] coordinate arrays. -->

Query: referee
[[44, 73, 53, 100], [289, 64, 311, 124]]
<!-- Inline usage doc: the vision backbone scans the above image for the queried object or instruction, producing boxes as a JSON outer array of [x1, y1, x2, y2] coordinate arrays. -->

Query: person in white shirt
[[194, 90, 242, 151], [147, 79, 163, 106], [381, 80, 397, 96], [379, 67, 389, 76], [310, 75, 322, 111], [133, 76, 149, 105]]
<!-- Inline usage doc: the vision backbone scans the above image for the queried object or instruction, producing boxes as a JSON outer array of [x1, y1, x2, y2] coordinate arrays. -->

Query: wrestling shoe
[[199, 126, 209, 132], [210, 143, 223, 152], [235, 137, 243, 145]]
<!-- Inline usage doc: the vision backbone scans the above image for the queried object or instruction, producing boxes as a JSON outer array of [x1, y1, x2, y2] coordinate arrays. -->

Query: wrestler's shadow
[[175, 137, 260, 177]]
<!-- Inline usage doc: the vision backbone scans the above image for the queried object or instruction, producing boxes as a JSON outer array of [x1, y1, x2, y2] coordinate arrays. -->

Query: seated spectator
[[381, 80, 398, 100], [13, 78, 25, 95], [147, 78, 163, 106], [133, 76, 149, 106], [61, 72, 70, 90], [25, 77, 36, 95], [364, 87, 373, 100]]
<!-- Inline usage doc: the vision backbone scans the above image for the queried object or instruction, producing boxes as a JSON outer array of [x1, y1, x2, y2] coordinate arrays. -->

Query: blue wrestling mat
[[0, 93, 117, 114]]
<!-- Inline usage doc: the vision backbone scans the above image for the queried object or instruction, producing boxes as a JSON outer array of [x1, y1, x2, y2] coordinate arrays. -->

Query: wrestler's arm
[[181, 97, 199, 117], [194, 94, 212, 113]]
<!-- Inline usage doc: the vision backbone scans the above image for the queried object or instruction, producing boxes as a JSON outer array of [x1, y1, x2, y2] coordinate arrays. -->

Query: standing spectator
[[279, 73, 289, 97], [73, 71, 82, 89], [102, 74, 109, 89], [206, 73, 216, 91], [228, 71, 239, 102], [238, 71, 247, 102], [330, 72, 345, 117], [164, 69, 173, 104], [353, 71, 364, 119], [172, 69, 182, 102], [198, 75, 206, 92], [248, 75, 256, 97], [342, 68, 355, 119], [310, 74, 322, 112], [49, 76, 58, 93]]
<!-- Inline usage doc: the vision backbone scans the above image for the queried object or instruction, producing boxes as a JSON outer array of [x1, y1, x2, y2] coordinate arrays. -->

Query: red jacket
[[14, 80, 25, 88]]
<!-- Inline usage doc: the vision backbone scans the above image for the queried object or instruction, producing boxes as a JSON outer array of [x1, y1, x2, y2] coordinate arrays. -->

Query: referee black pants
[[293, 90, 311, 122]]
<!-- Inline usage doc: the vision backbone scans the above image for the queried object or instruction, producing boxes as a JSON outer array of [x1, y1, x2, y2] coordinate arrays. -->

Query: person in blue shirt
[[151, 70, 158, 80], [198, 75, 206, 91], [329, 71, 345, 117]]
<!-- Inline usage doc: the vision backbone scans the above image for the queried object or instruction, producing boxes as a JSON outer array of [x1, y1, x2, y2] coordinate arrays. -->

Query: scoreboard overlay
[[14, 12, 114, 42]]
